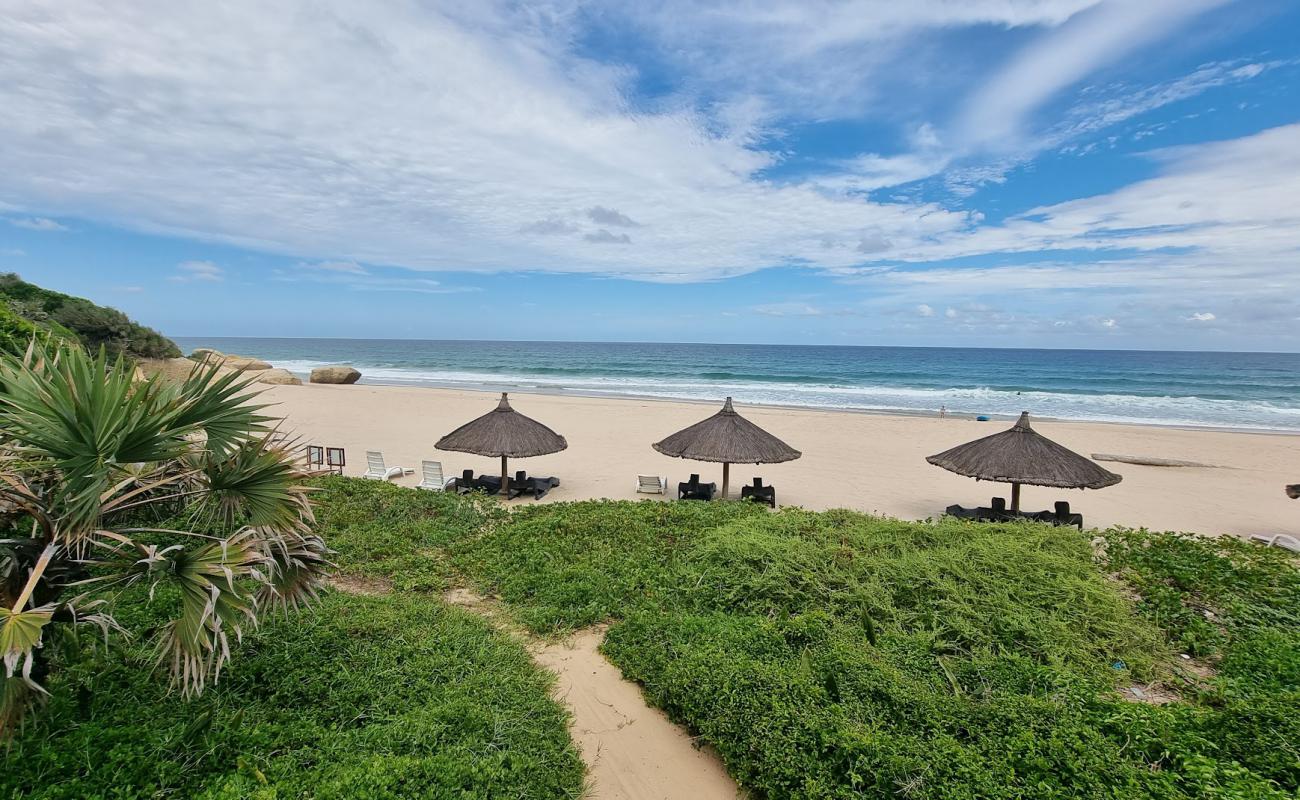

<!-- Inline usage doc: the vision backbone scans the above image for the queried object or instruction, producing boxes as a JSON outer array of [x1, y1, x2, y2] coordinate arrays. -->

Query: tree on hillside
[[0, 342, 329, 737], [0, 274, 180, 359]]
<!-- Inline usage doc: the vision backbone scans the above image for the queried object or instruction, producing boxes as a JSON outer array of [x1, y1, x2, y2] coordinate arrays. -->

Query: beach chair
[[741, 477, 776, 508], [1049, 500, 1084, 530], [416, 460, 455, 491], [362, 451, 411, 481], [974, 497, 1010, 522], [507, 470, 532, 499], [678, 473, 716, 501], [454, 469, 476, 494], [526, 476, 561, 500], [325, 447, 346, 475], [453, 469, 500, 494], [944, 504, 979, 520], [1250, 533, 1300, 553], [305, 445, 325, 471], [636, 475, 668, 494]]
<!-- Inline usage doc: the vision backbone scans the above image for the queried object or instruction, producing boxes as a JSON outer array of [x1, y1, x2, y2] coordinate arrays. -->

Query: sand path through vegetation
[[443, 588, 739, 800]]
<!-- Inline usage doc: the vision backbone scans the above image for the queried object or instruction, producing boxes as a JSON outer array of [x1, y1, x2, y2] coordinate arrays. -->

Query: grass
[[6, 477, 1297, 798]]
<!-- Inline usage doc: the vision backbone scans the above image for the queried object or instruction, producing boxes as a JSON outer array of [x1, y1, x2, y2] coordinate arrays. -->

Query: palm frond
[[0, 604, 54, 687], [151, 532, 265, 696], [173, 363, 273, 457], [199, 434, 313, 530], [254, 532, 332, 613]]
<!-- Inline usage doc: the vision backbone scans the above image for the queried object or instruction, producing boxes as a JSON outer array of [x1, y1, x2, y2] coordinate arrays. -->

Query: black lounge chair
[[1047, 500, 1083, 530], [741, 477, 776, 508], [507, 469, 560, 500], [454, 469, 476, 494], [527, 475, 560, 500], [678, 473, 716, 501], [454, 469, 502, 494], [944, 503, 979, 520], [976, 496, 1009, 522], [507, 470, 531, 499]]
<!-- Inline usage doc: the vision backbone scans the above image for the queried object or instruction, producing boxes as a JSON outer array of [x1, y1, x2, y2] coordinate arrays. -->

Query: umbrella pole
[[722, 462, 729, 500], [1010, 482, 1021, 513], [501, 455, 509, 497]]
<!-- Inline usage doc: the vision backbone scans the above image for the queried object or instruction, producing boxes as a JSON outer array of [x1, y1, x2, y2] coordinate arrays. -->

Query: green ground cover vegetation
[[0, 476, 579, 800], [6, 476, 1296, 798]]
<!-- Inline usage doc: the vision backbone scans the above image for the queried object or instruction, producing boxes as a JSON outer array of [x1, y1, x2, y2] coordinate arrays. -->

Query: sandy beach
[[264, 383, 1300, 540]]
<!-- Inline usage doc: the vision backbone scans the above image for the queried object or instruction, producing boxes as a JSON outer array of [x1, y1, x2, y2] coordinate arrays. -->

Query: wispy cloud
[[955, 0, 1230, 150], [273, 266, 478, 295], [8, 216, 67, 232], [586, 206, 639, 227], [583, 229, 632, 244], [300, 260, 368, 275], [170, 260, 224, 282]]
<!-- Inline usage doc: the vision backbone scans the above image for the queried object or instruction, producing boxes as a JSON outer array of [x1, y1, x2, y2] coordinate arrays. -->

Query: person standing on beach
[[939, 405, 947, 419]]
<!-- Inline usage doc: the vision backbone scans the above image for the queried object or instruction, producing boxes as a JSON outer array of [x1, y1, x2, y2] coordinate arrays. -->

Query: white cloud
[[583, 229, 632, 245], [754, 302, 824, 317], [1187, 311, 1216, 322], [171, 260, 224, 282], [301, 260, 368, 274], [956, 0, 1230, 150], [916, 303, 934, 317], [8, 216, 67, 231], [0, 0, 1040, 282], [586, 206, 639, 228], [604, 1, 1100, 118], [273, 266, 478, 295], [0, 0, 1289, 350]]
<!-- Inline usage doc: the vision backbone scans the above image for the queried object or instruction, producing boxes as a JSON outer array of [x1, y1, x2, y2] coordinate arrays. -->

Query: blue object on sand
[[976, 415, 990, 421]]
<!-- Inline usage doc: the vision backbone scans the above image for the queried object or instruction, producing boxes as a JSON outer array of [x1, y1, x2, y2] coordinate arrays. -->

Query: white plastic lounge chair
[[362, 451, 411, 481], [636, 475, 667, 494], [417, 460, 456, 491], [1249, 533, 1300, 553]]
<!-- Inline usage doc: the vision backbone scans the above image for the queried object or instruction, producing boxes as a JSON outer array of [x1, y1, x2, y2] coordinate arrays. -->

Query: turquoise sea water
[[174, 337, 1300, 431]]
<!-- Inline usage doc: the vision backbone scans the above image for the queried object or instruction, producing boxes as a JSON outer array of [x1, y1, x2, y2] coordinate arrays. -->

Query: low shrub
[[1, 590, 584, 800]]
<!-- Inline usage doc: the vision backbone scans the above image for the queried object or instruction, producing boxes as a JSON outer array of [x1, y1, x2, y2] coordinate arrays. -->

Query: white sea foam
[[270, 360, 1300, 431]]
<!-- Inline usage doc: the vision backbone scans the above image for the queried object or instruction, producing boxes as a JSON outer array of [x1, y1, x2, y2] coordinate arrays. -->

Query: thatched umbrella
[[436, 392, 567, 495], [926, 411, 1121, 512], [653, 397, 801, 499]]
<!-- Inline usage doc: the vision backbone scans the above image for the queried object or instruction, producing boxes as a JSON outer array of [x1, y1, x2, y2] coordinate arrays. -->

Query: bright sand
[[264, 383, 1300, 540]]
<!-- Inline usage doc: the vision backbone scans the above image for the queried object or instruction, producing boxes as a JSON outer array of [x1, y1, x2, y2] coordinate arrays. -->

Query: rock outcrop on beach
[[189, 349, 272, 371], [223, 355, 272, 371], [258, 368, 303, 386], [310, 365, 362, 385], [140, 357, 302, 387]]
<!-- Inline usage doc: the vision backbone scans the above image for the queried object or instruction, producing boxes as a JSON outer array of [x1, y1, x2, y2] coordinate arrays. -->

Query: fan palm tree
[[0, 342, 329, 737]]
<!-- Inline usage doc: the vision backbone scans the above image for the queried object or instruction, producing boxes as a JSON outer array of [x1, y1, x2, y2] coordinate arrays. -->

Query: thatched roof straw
[[927, 412, 1121, 490], [653, 397, 801, 465], [653, 397, 800, 500], [436, 393, 567, 458]]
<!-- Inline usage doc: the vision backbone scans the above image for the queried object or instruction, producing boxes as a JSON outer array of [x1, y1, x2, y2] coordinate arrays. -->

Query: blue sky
[[1, 0, 1298, 350]]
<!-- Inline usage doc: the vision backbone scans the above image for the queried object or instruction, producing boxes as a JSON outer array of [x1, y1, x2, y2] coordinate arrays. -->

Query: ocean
[[172, 337, 1300, 432]]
